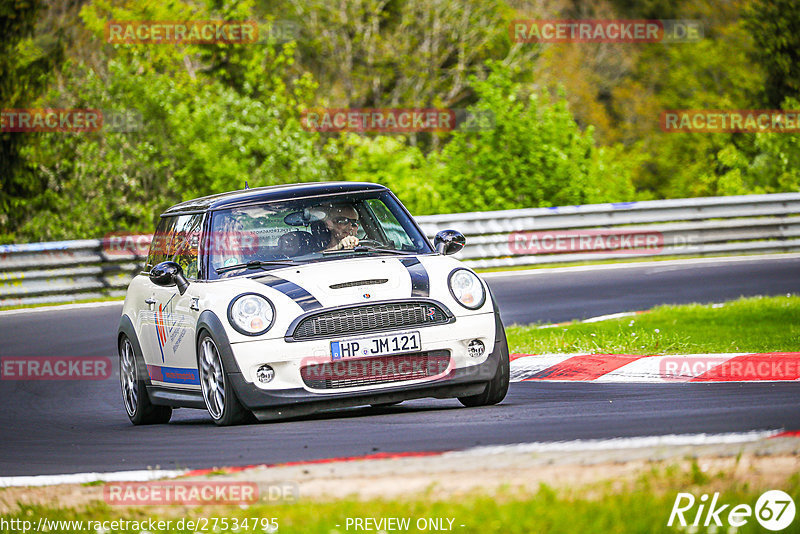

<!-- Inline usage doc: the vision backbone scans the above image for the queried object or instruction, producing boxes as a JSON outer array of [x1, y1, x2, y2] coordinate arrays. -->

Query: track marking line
[[509, 353, 577, 381], [0, 469, 186, 488], [183, 451, 444, 478], [480, 253, 800, 278], [522, 353, 650, 381], [442, 430, 786, 456], [691, 352, 800, 382], [0, 300, 123, 317], [511, 352, 800, 383], [594, 353, 743, 383]]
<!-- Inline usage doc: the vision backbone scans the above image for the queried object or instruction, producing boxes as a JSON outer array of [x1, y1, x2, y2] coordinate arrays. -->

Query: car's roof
[[161, 182, 389, 216]]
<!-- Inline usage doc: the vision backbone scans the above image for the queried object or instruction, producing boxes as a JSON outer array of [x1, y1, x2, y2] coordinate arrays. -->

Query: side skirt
[[147, 386, 206, 409]]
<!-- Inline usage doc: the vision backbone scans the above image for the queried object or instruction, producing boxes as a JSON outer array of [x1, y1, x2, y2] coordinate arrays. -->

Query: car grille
[[290, 301, 450, 340], [300, 350, 451, 389]]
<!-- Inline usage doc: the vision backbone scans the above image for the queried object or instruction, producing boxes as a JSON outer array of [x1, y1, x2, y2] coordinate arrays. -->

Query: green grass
[[507, 294, 800, 355], [1, 465, 797, 533]]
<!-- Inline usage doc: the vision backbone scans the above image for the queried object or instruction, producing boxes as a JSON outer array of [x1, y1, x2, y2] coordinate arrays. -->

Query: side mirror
[[150, 261, 190, 295], [434, 229, 466, 256]]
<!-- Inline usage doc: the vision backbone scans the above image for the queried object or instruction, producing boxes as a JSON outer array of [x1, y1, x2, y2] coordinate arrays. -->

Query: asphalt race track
[[484, 254, 800, 325], [1, 255, 799, 477]]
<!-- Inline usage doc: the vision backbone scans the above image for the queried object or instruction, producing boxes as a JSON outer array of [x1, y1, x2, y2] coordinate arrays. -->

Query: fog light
[[467, 339, 485, 358], [256, 364, 275, 383]]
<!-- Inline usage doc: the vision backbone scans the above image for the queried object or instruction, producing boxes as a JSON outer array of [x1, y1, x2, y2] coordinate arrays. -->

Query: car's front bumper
[[195, 300, 506, 420], [229, 328, 505, 420]]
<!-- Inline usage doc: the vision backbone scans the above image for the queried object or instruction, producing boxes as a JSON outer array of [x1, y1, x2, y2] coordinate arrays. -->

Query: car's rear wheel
[[119, 335, 172, 425], [457, 323, 510, 407], [198, 333, 253, 426]]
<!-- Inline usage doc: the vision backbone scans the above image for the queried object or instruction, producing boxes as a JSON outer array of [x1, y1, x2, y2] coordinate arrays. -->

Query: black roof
[[161, 182, 389, 216]]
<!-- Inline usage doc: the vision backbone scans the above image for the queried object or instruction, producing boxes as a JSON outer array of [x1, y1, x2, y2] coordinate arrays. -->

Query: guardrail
[[1, 193, 799, 307]]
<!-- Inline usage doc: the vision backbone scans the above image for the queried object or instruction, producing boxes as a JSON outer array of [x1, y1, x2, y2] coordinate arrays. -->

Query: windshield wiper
[[215, 259, 298, 274], [350, 245, 413, 255]]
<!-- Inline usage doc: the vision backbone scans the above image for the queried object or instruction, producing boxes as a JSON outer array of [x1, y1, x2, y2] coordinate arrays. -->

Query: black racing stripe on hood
[[254, 275, 323, 312], [400, 257, 430, 297]]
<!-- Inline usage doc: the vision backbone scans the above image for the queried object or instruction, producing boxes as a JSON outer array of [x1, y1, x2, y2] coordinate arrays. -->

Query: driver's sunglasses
[[333, 216, 359, 226]]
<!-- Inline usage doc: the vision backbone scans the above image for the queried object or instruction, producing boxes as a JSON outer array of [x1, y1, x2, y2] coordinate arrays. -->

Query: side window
[[146, 216, 176, 270], [145, 214, 202, 279], [170, 215, 203, 280], [365, 199, 414, 250]]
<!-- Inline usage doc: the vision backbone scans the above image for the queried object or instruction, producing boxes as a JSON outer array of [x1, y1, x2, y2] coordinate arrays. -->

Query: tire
[[119, 335, 172, 425], [197, 332, 254, 426], [457, 319, 510, 408]]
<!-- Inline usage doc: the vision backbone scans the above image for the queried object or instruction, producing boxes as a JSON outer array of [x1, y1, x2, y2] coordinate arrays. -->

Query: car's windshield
[[206, 191, 432, 279]]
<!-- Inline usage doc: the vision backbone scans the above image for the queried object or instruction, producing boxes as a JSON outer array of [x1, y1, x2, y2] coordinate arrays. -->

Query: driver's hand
[[339, 236, 359, 250]]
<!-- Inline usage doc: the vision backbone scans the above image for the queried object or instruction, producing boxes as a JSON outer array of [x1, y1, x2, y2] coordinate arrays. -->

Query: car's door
[[138, 214, 203, 389], [162, 214, 204, 376], [136, 215, 177, 374]]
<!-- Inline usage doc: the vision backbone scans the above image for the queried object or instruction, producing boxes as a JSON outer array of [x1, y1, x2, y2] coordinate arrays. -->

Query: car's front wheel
[[457, 323, 510, 408], [197, 333, 253, 426], [119, 335, 172, 425]]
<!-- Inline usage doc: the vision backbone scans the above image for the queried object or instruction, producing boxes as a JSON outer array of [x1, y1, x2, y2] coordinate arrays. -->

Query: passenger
[[277, 231, 312, 257]]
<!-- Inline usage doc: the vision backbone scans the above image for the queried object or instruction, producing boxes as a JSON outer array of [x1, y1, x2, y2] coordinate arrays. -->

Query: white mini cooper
[[118, 182, 509, 425]]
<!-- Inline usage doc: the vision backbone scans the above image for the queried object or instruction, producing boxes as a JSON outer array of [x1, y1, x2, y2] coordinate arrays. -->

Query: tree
[[0, 0, 66, 241], [432, 63, 634, 212], [11, 0, 331, 241], [744, 0, 800, 107]]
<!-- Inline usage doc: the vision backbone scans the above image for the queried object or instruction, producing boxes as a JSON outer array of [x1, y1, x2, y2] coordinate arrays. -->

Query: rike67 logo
[[668, 490, 796, 531]]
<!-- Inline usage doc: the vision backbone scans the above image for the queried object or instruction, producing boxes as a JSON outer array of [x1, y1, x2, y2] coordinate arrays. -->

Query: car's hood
[[247, 255, 434, 309]]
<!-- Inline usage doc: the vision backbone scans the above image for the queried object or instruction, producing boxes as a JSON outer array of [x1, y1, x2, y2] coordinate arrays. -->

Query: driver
[[322, 204, 360, 250]]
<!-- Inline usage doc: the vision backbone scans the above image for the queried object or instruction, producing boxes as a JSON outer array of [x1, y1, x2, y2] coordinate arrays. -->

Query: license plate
[[331, 331, 421, 360]]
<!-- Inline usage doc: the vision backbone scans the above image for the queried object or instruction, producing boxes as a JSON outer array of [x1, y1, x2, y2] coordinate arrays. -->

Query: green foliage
[[0, 0, 65, 241], [329, 134, 442, 215], [711, 101, 800, 195], [11, 0, 330, 240], [4, 0, 800, 242], [743, 0, 800, 107], [259, 0, 528, 111], [328, 64, 636, 215], [432, 63, 635, 212], [620, 19, 766, 198]]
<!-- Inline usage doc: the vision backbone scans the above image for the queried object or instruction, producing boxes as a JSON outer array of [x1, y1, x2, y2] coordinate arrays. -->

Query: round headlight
[[448, 269, 486, 310], [228, 293, 275, 336]]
